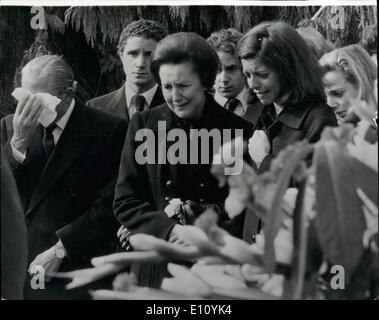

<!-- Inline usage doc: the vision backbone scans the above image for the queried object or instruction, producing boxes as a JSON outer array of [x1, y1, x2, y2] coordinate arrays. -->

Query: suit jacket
[[216, 89, 263, 127], [1, 101, 128, 272], [242, 97, 338, 244], [114, 95, 253, 288], [86, 84, 165, 125]]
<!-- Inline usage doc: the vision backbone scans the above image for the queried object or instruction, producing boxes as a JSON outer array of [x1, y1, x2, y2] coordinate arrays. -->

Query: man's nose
[[220, 71, 229, 84], [136, 54, 146, 68]]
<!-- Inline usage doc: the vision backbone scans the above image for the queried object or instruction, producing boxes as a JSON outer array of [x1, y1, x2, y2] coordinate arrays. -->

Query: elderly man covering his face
[[1, 55, 127, 299]]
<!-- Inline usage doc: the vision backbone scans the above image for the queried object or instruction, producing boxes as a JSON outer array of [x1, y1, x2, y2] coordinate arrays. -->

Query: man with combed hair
[[87, 19, 167, 123], [207, 28, 262, 126], [1, 55, 127, 299]]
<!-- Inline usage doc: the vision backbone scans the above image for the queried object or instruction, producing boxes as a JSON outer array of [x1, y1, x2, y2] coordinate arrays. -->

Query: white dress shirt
[[214, 86, 250, 117], [11, 99, 76, 163], [126, 84, 158, 119]]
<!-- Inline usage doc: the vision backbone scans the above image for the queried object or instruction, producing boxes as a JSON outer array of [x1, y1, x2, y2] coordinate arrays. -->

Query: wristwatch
[[55, 240, 67, 259]]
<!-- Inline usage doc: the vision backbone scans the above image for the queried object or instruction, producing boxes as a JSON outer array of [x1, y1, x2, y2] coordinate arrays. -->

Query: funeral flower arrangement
[[54, 105, 378, 300]]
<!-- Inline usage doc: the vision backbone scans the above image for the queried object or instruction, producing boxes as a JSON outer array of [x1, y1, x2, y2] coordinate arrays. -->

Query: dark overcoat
[[242, 97, 338, 244], [1, 101, 127, 298], [114, 95, 254, 288]]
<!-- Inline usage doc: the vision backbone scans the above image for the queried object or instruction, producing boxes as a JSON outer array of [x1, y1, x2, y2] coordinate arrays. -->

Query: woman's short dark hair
[[151, 32, 220, 91], [237, 21, 326, 106]]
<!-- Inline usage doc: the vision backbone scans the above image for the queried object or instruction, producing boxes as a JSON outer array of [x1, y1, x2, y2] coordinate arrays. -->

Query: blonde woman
[[319, 44, 377, 124]]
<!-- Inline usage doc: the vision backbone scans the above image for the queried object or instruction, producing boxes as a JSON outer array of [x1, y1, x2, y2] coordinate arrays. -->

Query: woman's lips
[[173, 103, 188, 108], [255, 90, 269, 98]]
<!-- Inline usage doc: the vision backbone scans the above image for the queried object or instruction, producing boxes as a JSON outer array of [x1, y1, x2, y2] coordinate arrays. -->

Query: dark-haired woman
[[236, 21, 337, 242], [237, 21, 337, 173]]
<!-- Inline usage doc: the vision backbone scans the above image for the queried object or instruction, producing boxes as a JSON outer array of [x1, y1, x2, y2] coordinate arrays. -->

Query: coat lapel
[[243, 101, 264, 129], [109, 84, 129, 123], [26, 102, 92, 216]]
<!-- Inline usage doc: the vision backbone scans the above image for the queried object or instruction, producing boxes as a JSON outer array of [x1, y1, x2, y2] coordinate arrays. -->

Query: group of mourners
[[1, 18, 377, 299]]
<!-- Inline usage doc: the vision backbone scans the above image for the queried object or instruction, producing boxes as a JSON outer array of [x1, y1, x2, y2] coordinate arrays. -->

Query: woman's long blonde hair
[[320, 44, 377, 109]]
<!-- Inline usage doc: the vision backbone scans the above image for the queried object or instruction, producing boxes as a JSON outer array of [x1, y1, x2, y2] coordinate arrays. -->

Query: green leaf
[[263, 143, 313, 275], [314, 141, 367, 284]]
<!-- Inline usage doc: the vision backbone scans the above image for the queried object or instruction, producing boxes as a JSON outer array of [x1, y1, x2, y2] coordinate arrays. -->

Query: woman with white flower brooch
[[237, 21, 338, 173]]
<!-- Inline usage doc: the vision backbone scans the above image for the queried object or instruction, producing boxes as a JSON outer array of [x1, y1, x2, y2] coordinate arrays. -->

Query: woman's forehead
[[323, 70, 349, 88], [241, 58, 268, 72], [159, 62, 198, 80]]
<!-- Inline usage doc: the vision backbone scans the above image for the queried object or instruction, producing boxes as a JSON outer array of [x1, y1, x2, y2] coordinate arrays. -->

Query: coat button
[[199, 198, 204, 203], [165, 196, 171, 202], [251, 234, 256, 243], [200, 183, 205, 188], [166, 180, 173, 187]]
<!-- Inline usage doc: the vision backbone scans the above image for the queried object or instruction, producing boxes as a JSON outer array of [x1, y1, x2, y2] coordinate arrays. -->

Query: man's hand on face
[[11, 94, 44, 154]]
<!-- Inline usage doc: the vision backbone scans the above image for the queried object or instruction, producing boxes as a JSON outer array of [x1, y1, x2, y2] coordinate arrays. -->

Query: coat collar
[[110, 83, 164, 122], [148, 94, 221, 132], [261, 98, 318, 130]]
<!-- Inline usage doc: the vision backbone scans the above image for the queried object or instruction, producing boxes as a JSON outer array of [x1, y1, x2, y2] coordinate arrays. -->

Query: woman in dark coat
[[236, 21, 338, 242], [114, 32, 253, 288], [237, 21, 338, 173]]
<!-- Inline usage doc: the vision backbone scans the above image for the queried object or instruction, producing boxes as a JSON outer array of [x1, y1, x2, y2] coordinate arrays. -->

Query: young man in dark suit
[[1, 55, 127, 299], [207, 28, 263, 127], [86, 20, 167, 124]]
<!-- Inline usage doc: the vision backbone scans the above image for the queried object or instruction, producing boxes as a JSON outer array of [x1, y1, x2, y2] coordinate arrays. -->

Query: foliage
[[1, 5, 377, 116], [300, 6, 378, 48], [0, 7, 36, 117]]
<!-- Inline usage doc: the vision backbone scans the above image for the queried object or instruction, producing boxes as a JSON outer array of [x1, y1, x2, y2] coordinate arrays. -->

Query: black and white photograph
[[0, 0, 377, 303]]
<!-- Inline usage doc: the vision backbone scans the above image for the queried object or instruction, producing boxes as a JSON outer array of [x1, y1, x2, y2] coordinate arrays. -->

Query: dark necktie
[[134, 95, 146, 112], [42, 124, 56, 159], [225, 98, 240, 113]]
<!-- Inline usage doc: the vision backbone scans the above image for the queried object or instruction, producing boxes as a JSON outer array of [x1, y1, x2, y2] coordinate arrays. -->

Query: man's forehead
[[218, 51, 240, 66]]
